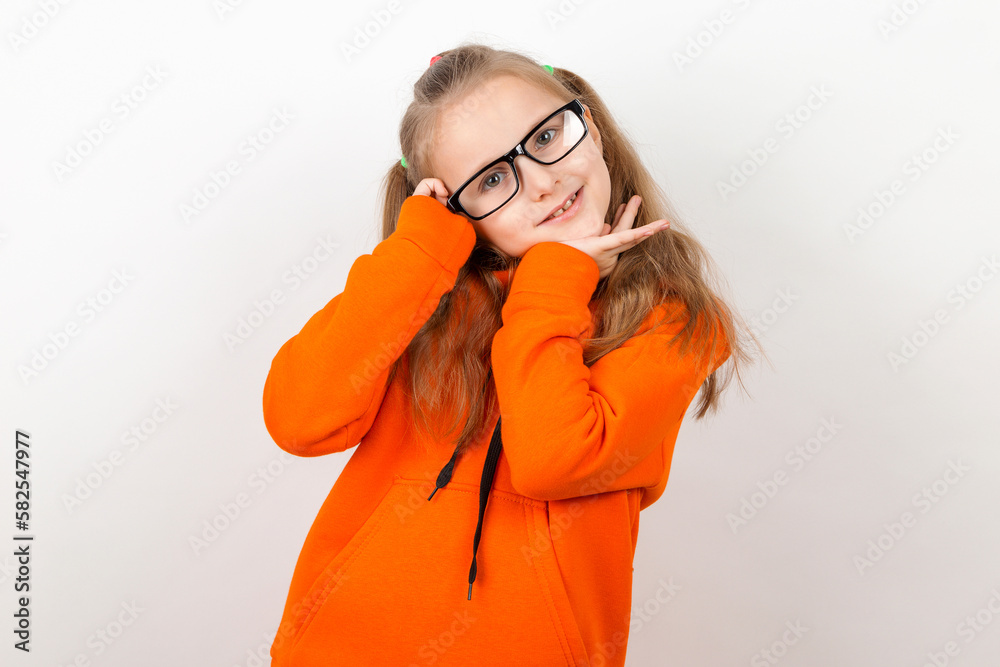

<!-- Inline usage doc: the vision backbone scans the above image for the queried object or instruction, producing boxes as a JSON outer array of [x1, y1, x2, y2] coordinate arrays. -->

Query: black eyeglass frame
[[444, 98, 590, 221]]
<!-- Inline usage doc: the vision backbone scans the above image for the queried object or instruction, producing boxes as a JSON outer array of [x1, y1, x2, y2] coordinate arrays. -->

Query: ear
[[582, 103, 602, 150]]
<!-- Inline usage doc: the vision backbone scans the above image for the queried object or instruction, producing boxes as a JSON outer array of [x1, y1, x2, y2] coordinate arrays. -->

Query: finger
[[614, 202, 629, 232], [589, 221, 657, 256], [615, 196, 641, 232], [616, 220, 669, 250], [434, 183, 450, 204], [635, 220, 669, 240], [613, 203, 626, 228]]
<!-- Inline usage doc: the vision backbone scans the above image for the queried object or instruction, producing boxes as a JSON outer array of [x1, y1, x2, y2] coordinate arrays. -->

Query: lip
[[539, 186, 583, 226]]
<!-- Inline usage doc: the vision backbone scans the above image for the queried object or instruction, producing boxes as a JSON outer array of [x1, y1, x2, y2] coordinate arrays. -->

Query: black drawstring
[[427, 446, 460, 500], [427, 415, 504, 601], [468, 416, 502, 600]]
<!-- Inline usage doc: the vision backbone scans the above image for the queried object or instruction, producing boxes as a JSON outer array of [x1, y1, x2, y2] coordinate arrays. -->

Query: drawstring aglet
[[467, 559, 478, 600]]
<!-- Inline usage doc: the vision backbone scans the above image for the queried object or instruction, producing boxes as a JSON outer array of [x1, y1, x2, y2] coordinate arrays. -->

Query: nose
[[514, 155, 559, 201]]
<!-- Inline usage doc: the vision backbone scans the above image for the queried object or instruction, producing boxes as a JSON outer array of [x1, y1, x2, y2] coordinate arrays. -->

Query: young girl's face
[[431, 75, 611, 258]]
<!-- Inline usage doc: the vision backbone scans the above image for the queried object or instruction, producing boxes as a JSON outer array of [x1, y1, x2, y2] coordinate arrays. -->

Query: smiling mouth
[[539, 186, 583, 225]]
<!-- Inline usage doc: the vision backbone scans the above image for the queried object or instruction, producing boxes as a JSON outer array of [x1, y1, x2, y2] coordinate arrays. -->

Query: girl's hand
[[559, 195, 669, 280], [413, 178, 451, 208]]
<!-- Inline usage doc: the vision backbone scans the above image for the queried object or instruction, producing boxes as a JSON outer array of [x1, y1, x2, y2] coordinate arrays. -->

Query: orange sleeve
[[262, 195, 477, 457], [490, 241, 730, 501]]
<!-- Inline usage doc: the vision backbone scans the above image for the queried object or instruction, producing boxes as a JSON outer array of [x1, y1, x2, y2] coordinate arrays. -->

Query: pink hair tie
[[429, 55, 442, 66]]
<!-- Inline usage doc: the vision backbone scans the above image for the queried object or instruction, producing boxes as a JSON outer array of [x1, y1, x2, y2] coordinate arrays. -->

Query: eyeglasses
[[445, 98, 589, 221]]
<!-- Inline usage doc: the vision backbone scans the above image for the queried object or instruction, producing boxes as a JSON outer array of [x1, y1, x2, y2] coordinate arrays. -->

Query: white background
[[2, 1, 999, 665]]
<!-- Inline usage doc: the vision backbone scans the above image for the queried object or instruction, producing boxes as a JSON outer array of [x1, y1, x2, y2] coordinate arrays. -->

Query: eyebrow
[[464, 106, 556, 180]]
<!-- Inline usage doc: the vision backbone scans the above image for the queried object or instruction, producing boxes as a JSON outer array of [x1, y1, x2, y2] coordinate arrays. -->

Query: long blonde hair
[[375, 41, 763, 456]]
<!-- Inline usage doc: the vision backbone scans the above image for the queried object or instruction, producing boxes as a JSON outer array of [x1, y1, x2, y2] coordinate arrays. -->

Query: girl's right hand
[[413, 178, 451, 208]]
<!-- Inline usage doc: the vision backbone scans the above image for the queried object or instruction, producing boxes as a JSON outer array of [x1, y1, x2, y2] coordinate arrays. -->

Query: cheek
[[476, 219, 516, 247], [572, 144, 605, 179], [499, 210, 533, 232]]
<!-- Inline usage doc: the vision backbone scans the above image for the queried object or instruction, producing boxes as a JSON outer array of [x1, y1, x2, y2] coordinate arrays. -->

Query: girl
[[263, 42, 755, 667]]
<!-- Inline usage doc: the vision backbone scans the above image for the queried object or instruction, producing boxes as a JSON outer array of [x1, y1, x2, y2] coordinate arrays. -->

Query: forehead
[[432, 76, 565, 192]]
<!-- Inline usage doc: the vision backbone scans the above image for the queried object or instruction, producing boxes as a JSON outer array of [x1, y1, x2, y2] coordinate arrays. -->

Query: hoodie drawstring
[[427, 446, 460, 501], [427, 415, 504, 601], [468, 416, 503, 600]]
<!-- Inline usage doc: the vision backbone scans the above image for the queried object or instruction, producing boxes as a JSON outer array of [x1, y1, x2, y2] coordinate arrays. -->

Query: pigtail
[[377, 158, 416, 240]]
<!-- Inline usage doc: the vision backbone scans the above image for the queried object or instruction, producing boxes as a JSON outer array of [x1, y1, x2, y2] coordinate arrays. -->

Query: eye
[[534, 128, 558, 149], [478, 170, 506, 193]]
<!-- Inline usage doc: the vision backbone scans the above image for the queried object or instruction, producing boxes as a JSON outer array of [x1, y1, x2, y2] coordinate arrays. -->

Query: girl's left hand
[[558, 195, 669, 280]]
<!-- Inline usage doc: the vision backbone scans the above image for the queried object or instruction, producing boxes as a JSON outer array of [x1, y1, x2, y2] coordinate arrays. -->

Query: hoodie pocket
[[285, 477, 592, 667], [280, 480, 403, 656], [527, 501, 592, 666]]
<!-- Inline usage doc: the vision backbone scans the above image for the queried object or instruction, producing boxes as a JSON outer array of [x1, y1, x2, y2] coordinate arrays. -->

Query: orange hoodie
[[262, 195, 730, 667]]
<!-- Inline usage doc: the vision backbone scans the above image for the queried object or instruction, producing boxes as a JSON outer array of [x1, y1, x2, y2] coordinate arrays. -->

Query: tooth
[[548, 194, 576, 219]]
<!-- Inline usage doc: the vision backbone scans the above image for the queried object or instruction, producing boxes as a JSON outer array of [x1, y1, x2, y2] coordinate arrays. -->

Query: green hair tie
[[400, 64, 554, 169]]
